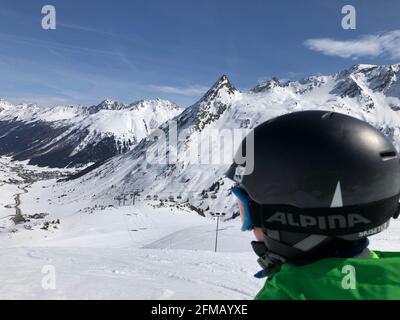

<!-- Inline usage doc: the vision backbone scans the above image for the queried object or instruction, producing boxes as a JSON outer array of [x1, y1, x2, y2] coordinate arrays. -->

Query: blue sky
[[0, 0, 399, 107]]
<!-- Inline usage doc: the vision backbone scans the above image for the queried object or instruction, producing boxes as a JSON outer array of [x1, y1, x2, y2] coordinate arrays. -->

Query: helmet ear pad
[[262, 229, 330, 263]]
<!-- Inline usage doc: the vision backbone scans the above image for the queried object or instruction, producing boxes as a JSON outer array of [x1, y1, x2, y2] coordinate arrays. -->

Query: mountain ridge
[[51, 63, 400, 217], [0, 98, 183, 167]]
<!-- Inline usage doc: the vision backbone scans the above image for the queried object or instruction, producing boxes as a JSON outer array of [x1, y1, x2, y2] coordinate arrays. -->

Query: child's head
[[227, 111, 400, 267]]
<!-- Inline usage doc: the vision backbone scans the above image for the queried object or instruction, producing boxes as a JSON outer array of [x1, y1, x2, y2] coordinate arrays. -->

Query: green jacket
[[255, 251, 400, 300]]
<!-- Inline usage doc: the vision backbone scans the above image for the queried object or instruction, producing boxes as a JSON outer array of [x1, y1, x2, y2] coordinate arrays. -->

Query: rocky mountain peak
[[88, 99, 127, 113], [251, 77, 283, 93], [198, 75, 237, 104]]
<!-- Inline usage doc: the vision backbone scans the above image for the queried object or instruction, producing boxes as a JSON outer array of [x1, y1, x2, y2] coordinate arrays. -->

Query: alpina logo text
[[266, 212, 371, 229]]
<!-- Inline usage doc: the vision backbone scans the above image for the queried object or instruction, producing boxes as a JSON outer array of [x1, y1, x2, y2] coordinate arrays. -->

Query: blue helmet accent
[[232, 186, 253, 231]]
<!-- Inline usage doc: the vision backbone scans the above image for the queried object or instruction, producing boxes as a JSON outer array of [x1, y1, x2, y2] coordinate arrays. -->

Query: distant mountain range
[[52, 63, 400, 215], [3, 63, 400, 216], [0, 98, 182, 167]]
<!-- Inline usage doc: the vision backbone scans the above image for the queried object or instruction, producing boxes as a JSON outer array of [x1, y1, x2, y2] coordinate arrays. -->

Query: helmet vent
[[321, 112, 334, 119], [380, 151, 397, 161]]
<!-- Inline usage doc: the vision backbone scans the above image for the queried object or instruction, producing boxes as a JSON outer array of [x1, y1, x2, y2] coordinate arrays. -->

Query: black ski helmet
[[226, 110, 400, 242]]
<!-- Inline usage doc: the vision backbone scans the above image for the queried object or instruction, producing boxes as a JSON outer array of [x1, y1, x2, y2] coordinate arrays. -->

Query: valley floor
[[1, 157, 400, 299]]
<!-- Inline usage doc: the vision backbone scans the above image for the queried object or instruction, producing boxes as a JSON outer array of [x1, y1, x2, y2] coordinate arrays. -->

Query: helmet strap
[[251, 241, 286, 278]]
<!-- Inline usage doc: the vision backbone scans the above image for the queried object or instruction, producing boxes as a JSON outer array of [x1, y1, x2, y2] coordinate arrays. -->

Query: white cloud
[[304, 30, 400, 60], [150, 85, 209, 96]]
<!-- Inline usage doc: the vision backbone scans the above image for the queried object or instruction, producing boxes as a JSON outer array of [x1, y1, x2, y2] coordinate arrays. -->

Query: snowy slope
[[0, 172, 260, 299], [0, 246, 259, 299]]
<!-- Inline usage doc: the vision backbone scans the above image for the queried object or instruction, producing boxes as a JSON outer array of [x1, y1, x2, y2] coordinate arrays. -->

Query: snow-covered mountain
[[52, 63, 400, 217], [0, 98, 182, 167]]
